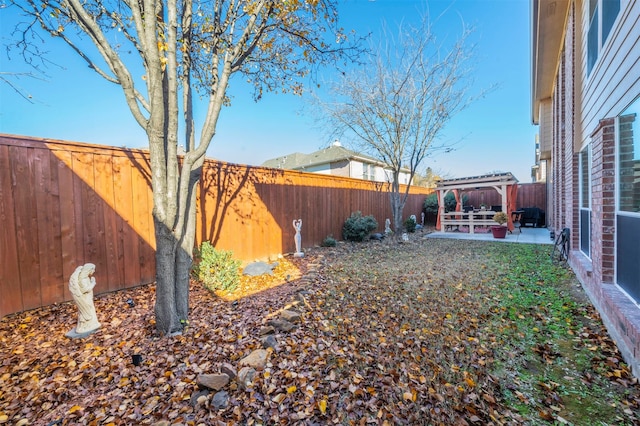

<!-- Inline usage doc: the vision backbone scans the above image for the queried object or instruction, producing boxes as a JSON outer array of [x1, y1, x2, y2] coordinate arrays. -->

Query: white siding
[[539, 99, 553, 159], [374, 167, 389, 182], [399, 171, 411, 185], [579, 0, 640, 144], [350, 161, 364, 179]]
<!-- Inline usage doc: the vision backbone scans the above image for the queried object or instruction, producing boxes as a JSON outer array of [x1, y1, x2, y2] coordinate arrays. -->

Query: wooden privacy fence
[[0, 135, 432, 318], [464, 184, 547, 211]]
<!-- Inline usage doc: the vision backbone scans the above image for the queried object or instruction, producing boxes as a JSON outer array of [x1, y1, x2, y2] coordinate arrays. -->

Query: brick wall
[[570, 119, 640, 376], [543, 1, 640, 376], [589, 118, 616, 284]]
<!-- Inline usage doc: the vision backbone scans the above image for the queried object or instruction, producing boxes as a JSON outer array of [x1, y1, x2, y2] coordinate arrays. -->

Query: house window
[[362, 164, 375, 181], [616, 95, 640, 303], [579, 145, 591, 257], [587, 0, 621, 75], [618, 103, 639, 213]]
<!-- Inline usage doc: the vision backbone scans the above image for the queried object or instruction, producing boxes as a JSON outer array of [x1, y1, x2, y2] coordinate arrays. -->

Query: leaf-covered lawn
[[1, 236, 639, 425]]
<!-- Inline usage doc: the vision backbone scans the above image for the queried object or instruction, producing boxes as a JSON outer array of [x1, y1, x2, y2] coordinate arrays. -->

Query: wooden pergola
[[435, 172, 519, 233]]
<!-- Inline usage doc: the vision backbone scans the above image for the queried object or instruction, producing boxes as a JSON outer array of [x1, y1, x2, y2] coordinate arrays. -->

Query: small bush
[[404, 216, 417, 233], [423, 194, 439, 215], [423, 192, 469, 213], [321, 235, 337, 247], [192, 242, 241, 293], [493, 212, 509, 225], [343, 211, 378, 242]]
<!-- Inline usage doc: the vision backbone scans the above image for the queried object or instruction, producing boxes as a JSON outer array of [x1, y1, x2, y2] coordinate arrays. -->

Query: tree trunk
[[389, 176, 406, 235], [174, 165, 202, 324], [154, 220, 181, 335], [391, 192, 405, 235], [154, 155, 203, 335], [154, 213, 193, 335]]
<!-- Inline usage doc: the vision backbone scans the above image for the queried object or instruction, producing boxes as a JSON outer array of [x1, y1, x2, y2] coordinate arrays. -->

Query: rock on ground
[[243, 261, 278, 276]]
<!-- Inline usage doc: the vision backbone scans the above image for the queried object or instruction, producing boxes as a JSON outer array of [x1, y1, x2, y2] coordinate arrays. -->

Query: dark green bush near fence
[[404, 216, 417, 233], [343, 212, 378, 242], [423, 193, 469, 214], [321, 235, 337, 247]]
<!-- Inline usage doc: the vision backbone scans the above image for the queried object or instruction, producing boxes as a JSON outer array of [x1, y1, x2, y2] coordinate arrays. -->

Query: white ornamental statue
[[293, 219, 304, 258], [66, 263, 101, 338], [384, 218, 392, 235]]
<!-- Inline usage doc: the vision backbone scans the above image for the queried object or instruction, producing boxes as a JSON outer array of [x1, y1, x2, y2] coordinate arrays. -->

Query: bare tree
[[0, 71, 44, 102], [320, 16, 480, 233], [8, 0, 362, 335]]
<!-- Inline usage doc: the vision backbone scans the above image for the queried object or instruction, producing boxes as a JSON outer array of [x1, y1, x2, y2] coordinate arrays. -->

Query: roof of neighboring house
[[261, 152, 309, 169], [262, 142, 388, 170]]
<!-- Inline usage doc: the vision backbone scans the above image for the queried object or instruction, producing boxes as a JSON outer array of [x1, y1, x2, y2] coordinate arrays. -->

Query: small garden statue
[[293, 219, 304, 258], [384, 218, 392, 236], [421, 212, 425, 226], [66, 263, 101, 338]]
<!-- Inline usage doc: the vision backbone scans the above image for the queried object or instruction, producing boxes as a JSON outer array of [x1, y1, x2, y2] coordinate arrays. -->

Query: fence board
[[77, 151, 110, 291], [112, 155, 140, 289], [0, 145, 22, 315], [130, 153, 155, 284], [71, 152, 87, 268], [56, 151, 77, 302], [94, 154, 121, 292], [47, 151, 65, 300], [34, 148, 64, 306], [10, 146, 42, 310]]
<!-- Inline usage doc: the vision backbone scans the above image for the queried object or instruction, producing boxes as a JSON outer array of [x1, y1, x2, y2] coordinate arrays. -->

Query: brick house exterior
[[532, 0, 640, 375]]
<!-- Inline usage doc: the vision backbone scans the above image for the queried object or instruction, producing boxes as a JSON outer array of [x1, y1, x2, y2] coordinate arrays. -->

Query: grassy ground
[[312, 237, 639, 425], [0, 235, 638, 425]]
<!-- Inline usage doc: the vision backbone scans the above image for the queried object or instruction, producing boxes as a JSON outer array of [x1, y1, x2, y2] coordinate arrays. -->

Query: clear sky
[[0, 0, 537, 183]]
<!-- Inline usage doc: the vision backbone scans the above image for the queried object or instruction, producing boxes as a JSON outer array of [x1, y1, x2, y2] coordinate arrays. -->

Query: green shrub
[[342, 211, 378, 242], [192, 242, 241, 293], [423, 194, 439, 215], [321, 235, 337, 247], [423, 192, 469, 213], [404, 216, 417, 233]]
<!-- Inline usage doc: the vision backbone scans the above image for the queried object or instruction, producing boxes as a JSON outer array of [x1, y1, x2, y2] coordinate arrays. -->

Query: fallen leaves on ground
[[216, 257, 304, 301], [0, 236, 638, 425]]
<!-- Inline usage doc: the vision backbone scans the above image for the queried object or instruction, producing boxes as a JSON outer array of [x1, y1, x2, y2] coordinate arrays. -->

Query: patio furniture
[[441, 210, 498, 234]]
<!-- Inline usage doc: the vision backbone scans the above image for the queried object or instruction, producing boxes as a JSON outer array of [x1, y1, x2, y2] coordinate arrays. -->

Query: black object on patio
[[520, 207, 545, 227]]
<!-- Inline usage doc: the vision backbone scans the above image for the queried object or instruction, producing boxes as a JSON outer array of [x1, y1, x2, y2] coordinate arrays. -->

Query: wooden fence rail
[[0, 135, 432, 318]]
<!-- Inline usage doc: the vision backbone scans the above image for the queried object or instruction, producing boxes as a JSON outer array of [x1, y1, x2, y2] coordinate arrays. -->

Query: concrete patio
[[425, 226, 553, 245]]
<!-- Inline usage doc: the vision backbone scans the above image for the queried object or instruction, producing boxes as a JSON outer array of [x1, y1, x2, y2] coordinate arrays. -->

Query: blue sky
[[0, 0, 537, 182]]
